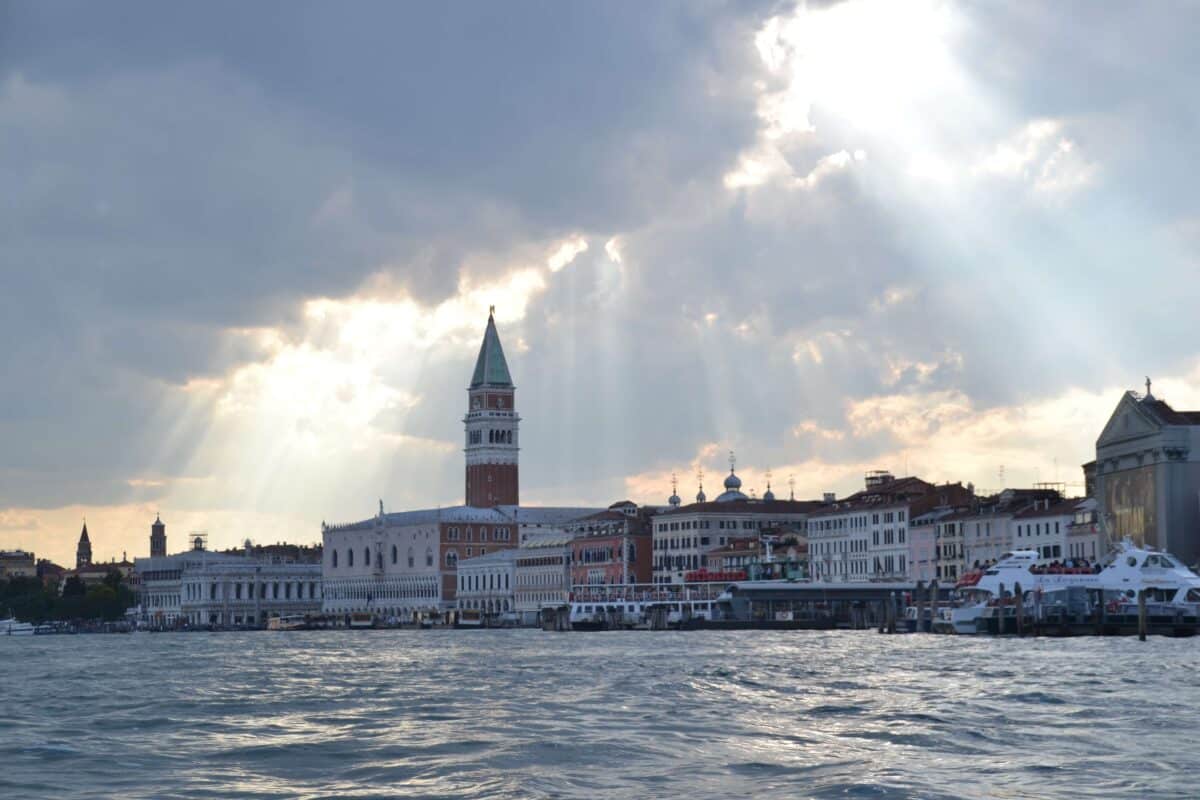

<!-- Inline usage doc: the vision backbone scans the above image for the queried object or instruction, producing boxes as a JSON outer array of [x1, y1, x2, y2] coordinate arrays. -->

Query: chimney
[[822, 492, 836, 503]]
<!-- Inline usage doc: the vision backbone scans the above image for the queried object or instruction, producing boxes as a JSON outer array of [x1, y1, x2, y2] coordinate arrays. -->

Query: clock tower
[[464, 308, 519, 507]]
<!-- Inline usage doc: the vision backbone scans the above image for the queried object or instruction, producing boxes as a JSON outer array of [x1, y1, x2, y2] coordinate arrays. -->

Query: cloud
[[5, 2, 1200, 566]]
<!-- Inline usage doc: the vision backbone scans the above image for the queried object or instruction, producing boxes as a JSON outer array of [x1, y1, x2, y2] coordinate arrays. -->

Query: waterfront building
[[321, 310, 604, 617], [513, 533, 572, 625], [1010, 497, 1094, 563], [907, 508, 957, 583], [567, 502, 654, 586], [701, 530, 809, 580], [456, 547, 518, 619], [1065, 499, 1104, 562], [0, 550, 36, 579], [134, 517, 323, 627], [808, 474, 974, 582], [651, 466, 823, 584], [1088, 382, 1200, 566], [959, 488, 1057, 568], [182, 550, 322, 627]]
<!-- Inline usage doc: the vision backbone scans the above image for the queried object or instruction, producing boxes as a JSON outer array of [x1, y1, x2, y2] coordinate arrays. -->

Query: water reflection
[[1, 630, 1197, 799]]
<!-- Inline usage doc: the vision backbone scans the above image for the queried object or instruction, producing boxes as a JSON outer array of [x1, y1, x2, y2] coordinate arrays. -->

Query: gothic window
[[391, 545, 398, 564], [426, 547, 433, 567], [481, 527, 489, 541], [408, 547, 414, 568], [348, 549, 354, 567], [446, 551, 458, 568], [332, 549, 338, 568], [364, 547, 371, 566]]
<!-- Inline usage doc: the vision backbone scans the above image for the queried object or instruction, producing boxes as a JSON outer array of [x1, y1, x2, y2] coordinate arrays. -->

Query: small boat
[[266, 614, 308, 631], [348, 612, 375, 629]]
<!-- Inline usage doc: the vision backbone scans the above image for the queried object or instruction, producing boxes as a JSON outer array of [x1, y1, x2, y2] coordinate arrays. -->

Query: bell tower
[[150, 513, 167, 558], [76, 521, 92, 569], [464, 307, 519, 508]]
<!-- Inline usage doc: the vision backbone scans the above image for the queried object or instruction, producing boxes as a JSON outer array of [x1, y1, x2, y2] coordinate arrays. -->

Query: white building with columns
[[456, 547, 518, 619]]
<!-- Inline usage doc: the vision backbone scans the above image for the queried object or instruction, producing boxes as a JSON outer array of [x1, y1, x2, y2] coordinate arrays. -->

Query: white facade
[[808, 504, 910, 582], [456, 548, 518, 617], [182, 560, 321, 627], [135, 548, 321, 628], [322, 507, 453, 618], [514, 534, 572, 624]]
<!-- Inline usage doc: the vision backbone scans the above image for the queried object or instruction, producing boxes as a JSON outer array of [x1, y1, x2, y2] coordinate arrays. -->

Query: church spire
[[470, 308, 513, 389]]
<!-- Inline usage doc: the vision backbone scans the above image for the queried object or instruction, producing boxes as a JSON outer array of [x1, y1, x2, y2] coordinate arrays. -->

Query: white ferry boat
[[568, 583, 725, 630], [1, 618, 35, 636], [950, 540, 1200, 634]]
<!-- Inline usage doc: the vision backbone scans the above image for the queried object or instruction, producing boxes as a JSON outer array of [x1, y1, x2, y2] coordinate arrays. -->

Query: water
[[1, 630, 1197, 799]]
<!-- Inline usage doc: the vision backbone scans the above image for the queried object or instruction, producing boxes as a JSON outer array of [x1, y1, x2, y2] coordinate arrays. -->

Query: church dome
[[696, 488, 707, 503], [724, 470, 742, 491], [669, 490, 681, 507], [763, 485, 776, 502]]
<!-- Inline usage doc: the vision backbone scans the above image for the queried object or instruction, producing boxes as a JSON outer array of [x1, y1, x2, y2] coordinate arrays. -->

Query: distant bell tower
[[150, 513, 167, 558], [76, 521, 93, 569], [464, 307, 520, 508]]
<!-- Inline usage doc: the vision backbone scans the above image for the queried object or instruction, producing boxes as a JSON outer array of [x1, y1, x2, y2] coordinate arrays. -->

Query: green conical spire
[[470, 308, 513, 388]]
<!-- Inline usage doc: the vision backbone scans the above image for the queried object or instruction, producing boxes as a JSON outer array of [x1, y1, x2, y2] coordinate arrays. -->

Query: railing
[[569, 582, 729, 603]]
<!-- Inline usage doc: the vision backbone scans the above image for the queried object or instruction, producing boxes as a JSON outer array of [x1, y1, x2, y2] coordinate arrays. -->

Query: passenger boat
[[1, 618, 35, 636], [950, 540, 1200, 634], [568, 583, 724, 630]]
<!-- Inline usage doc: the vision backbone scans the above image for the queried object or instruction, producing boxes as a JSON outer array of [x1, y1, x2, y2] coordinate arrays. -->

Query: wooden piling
[[929, 580, 939, 633], [915, 581, 926, 634], [1014, 581, 1024, 637], [1138, 589, 1148, 642]]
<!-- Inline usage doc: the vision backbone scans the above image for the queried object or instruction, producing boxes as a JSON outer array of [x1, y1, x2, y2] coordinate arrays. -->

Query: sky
[[3, 1, 1200, 566]]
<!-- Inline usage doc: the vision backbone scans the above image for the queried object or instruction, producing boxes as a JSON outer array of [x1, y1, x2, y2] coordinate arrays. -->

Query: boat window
[[1160, 556, 1177, 568], [1126, 556, 1137, 567], [1187, 589, 1200, 603]]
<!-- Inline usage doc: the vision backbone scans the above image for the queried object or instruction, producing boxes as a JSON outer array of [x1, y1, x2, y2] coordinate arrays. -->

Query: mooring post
[[1014, 581, 1024, 637], [1138, 589, 1148, 642], [915, 580, 926, 634], [929, 580, 939, 634]]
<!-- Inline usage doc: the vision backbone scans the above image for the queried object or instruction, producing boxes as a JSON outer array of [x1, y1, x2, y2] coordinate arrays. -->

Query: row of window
[[812, 510, 907, 532], [458, 571, 511, 593], [325, 581, 437, 601], [1017, 521, 1062, 538], [331, 546, 435, 570], [446, 526, 511, 542], [654, 554, 701, 571], [186, 581, 318, 601], [467, 429, 515, 446], [657, 519, 776, 533]]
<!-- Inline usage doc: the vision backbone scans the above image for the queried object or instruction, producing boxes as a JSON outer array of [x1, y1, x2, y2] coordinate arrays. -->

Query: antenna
[[788, 475, 796, 501], [729, 450, 736, 473]]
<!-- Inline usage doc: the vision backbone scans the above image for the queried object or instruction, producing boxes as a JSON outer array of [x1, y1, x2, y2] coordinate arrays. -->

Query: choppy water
[[2, 630, 1198, 799]]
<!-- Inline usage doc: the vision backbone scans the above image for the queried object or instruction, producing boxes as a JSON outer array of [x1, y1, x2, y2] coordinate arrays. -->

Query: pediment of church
[[1096, 393, 1161, 448]]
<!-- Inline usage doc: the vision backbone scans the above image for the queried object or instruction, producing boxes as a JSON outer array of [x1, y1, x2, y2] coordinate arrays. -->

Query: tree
[[62, 575, 86, 597]]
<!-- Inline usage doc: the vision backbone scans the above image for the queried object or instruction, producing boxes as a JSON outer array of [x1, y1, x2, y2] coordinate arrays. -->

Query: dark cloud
[[3, 1, 1200, 521]]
